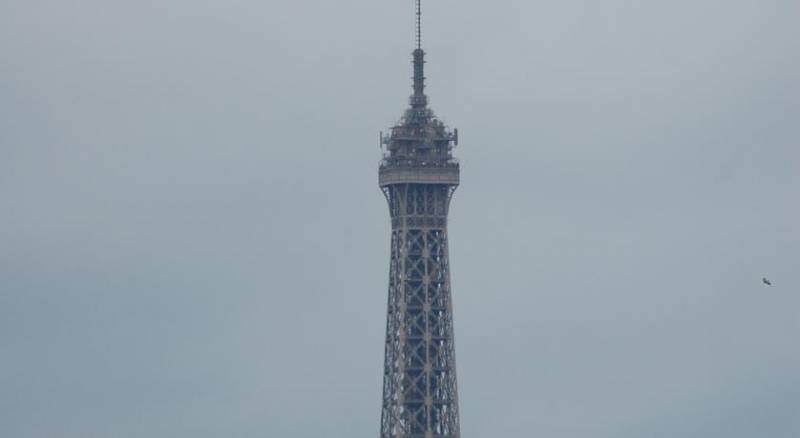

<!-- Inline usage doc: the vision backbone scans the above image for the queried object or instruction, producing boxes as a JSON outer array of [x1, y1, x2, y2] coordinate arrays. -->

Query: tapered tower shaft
[[378, 3, 461, 436]]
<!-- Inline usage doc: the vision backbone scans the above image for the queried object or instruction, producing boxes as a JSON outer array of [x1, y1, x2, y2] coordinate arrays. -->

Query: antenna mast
[[410, 0, 427, 108], [415, 0, 422, 49]]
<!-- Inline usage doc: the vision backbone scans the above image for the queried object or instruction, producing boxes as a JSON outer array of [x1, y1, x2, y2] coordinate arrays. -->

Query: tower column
[[378, 2, 461, 436], [380, 184, 460, 438]]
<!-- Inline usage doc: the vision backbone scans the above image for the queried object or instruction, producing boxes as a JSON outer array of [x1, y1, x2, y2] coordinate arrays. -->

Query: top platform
[[378, 162, 459, 187]]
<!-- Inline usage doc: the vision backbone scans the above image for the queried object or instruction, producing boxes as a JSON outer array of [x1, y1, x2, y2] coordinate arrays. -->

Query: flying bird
[[762, 277, 772, 286]]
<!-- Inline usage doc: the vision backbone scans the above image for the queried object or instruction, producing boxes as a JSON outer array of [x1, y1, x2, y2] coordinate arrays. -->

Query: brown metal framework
[[378, 2, 461, 436]]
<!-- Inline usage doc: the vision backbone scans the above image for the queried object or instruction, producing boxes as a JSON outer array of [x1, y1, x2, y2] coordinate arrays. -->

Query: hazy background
[[2, 1, 799, 437]]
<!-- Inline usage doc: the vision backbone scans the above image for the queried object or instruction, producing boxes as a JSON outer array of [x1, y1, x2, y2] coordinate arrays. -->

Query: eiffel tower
[[378, 2, 461, 436]]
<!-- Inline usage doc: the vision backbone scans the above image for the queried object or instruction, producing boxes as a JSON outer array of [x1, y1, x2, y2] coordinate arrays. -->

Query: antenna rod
[[416, 0, 422, 49], [410, 0, 427, 108]]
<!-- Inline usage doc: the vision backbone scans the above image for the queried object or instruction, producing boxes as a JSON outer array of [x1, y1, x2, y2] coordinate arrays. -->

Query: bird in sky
[[762, 277, 772, 286]]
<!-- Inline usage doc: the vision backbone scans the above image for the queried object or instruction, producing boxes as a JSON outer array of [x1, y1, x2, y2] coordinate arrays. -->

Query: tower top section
[[379, 0, 459, 187]]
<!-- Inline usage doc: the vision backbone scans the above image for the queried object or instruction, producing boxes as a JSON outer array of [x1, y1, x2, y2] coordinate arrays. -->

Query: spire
[[381, 0, 458, 167], [415, 0, 422, 50], [410, 0, 427, 109]]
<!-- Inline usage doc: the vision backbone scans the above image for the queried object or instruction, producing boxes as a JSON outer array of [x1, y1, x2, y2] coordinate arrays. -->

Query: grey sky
[[1, 1, 799, 437]]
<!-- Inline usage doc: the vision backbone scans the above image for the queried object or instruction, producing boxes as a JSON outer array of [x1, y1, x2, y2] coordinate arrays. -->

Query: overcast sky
[[1, 1, 799, 437]]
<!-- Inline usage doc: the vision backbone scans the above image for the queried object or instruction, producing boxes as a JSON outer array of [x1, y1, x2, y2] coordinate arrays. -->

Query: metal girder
[[380, 184, 460, 438]]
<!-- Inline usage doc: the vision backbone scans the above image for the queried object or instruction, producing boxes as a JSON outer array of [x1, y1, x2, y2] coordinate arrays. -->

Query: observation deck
[[378, 161, 459, 187]]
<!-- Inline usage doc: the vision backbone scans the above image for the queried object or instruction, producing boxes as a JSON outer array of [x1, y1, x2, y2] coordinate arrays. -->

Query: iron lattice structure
[[378, 2, 461, 436]]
